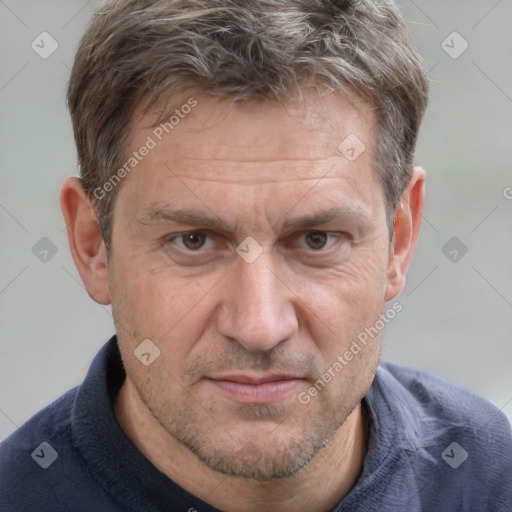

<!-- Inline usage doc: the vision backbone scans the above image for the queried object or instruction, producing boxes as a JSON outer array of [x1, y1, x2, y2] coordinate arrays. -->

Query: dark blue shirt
[[1, 336, 511, 511]]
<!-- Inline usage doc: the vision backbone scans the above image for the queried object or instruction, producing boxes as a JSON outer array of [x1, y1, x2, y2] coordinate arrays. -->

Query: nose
[[216, 252, 298, 353]]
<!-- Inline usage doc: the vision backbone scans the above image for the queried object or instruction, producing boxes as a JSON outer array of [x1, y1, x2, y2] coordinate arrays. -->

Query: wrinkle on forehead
[[156, 158, 344, 185], [132, 89, 375, 165], [118, 89, 384, 233]]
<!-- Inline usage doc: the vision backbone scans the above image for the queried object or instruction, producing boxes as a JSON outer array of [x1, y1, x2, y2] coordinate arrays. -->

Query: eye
[[170, 232, 214, 251], [298, 231, 338, 251]]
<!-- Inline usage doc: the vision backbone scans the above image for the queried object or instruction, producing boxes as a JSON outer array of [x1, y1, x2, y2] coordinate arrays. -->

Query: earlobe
[[384, 167, 425, 301], [60, 177, 111, 305]]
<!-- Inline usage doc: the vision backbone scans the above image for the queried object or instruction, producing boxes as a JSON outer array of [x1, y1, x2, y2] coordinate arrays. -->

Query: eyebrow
[[137, 206, 235, 232], [136, 204, 367, 233]]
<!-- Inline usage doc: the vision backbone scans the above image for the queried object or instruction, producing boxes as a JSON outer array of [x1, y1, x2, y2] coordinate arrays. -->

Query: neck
[[115, 377, 367, 512]]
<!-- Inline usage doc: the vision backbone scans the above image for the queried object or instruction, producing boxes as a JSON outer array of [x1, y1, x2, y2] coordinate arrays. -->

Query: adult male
[[1, 0, 511, 510]]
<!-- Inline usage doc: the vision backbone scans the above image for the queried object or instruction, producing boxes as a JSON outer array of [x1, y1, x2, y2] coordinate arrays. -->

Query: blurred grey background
[[1, 0, 511, 441]]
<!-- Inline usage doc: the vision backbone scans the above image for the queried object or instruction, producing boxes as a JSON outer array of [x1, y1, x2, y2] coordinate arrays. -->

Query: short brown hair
[[68, 0, 429, 246]]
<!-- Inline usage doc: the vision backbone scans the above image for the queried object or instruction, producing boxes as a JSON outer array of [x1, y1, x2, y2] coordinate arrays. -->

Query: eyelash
[[165, 231, 347, 254]]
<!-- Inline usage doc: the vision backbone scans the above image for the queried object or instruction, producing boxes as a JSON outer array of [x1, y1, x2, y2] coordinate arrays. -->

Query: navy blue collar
[[71, 336, 414, 511], [71, 336, 219, 511]]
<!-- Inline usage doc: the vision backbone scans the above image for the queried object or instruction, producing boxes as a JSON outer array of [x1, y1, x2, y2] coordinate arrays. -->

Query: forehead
[[117, 89, 383, 227], [131, 88, 375, 174]]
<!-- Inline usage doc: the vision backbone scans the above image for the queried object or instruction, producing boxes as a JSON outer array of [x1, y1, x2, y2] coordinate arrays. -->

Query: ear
[[60, 177, 111, 305], [385, 167, 425, 301]]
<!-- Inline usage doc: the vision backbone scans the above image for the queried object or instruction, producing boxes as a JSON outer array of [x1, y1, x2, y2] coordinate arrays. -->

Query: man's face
[[108, 90, 391, 480]]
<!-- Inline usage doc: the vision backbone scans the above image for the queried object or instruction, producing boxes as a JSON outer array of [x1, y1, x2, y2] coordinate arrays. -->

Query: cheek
[[294, 247, 388, 355], [305, 246, 387, 309], [109, 254, 221, 354]]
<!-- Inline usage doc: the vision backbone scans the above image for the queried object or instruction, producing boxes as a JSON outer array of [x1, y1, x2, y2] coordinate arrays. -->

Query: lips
[[206, 373, 305, 404], [212, 373, 300, 385]]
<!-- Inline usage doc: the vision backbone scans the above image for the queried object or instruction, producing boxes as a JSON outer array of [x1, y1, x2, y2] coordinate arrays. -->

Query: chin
[[163, 402, 351, 481]]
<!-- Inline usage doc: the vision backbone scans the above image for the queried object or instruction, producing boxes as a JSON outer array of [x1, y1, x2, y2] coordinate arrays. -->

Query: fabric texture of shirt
[[1, 336, 511, 511]]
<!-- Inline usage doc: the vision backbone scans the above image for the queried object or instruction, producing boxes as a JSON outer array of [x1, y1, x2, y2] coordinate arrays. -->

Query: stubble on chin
[[128, 366, 360, 481]]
